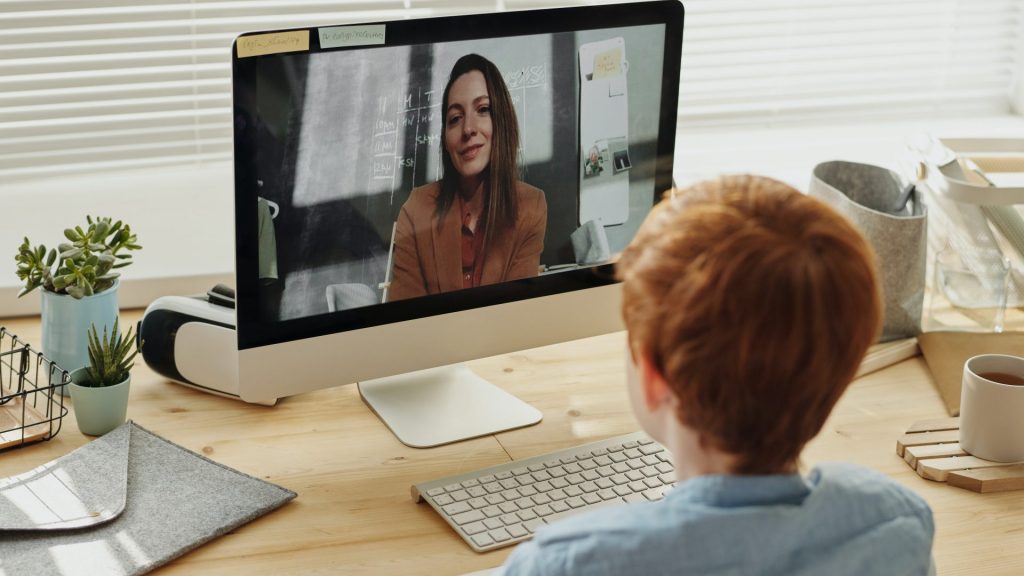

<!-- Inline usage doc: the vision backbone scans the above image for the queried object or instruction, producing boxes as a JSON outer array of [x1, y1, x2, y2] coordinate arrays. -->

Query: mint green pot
[[69, 367, 130, 436], [41, 282, 119, 394]]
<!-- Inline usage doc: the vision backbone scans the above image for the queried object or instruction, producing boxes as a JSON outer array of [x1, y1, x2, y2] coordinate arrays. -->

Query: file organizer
[[579, 37, 631, 226]]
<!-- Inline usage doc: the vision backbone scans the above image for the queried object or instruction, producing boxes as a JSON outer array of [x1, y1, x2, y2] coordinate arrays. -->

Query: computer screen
[[232, 1, 683, 445]]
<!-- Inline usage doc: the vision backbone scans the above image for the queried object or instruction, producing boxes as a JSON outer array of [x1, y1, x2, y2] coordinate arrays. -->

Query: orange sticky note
[[592, 47, 622, 80], [237, 31, 310, 58]]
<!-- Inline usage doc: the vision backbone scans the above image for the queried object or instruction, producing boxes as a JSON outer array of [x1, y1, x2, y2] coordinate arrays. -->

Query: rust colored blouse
[[459, 195, 487, 289]]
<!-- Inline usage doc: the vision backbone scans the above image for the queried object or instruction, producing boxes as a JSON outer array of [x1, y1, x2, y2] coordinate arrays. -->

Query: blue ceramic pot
[[41, 282, 119, 389]]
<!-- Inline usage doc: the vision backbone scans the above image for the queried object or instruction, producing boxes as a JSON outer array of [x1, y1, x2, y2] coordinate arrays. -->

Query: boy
[[500, 175, 934, 575]]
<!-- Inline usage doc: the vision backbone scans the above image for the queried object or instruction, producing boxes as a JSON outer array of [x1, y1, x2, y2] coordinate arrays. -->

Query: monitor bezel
[[232, 0, 684, 350]]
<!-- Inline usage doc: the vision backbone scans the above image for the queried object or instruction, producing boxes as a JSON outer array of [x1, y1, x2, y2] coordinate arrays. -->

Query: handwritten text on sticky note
[[237, 31, 310, 58], [592, 47, 623, 80], [319, 25, 386, 49]]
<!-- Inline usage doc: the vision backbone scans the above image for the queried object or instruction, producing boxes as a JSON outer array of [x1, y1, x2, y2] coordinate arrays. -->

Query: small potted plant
[[69, 319, 140, 436], [14, 216, 140, 383]]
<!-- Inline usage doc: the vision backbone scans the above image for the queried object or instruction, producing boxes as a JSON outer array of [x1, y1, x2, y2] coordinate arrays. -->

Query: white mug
[[959, 354, 1024, 463]]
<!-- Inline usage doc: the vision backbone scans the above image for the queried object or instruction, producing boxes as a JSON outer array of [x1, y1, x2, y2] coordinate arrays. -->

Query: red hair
[[617, 175, 882, 474]]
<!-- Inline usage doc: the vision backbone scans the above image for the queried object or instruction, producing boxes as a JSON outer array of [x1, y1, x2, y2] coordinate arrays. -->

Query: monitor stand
[[357, 364, 543, 448]]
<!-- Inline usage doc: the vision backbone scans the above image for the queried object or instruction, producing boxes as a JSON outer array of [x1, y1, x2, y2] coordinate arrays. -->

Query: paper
[[918, 331, 1024, 416], [236, 30, 310, 58], [319, 24, 387, 48], [592, 47, 623, 79]]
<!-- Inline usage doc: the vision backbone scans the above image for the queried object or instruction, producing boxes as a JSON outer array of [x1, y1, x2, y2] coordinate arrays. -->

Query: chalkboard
[[263, 33, 581, 320]]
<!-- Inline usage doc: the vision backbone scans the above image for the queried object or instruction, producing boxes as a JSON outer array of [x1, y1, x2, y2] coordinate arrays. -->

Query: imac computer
[[232, 1, 683, 447]]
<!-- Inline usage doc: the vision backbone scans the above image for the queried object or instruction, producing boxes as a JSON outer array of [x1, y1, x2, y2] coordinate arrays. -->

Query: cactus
[[14, 216, 140, 299], [82, 318, 141, 388]]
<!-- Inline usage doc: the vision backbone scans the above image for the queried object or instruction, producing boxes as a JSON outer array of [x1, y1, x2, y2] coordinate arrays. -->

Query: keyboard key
[[563, 486, 583, 497], [624, 448, 642, 459], [543, 459, 561, 468], [500, 479, 519, 490], [566, 496, 585, 508], [548, 466, 567, 478], [532, 493, 552, 505], [640, 444, 662, 455], [563, 462, 583, 474], [613, 485, 631, 497], [443, 502, 471, 515], [597, 466, 616, 477], [641, 466, 659, 478], [597, 488, 617, 500], [516, 498, 535, 510], [444, 483, 461, 492], [484, 517, 503, 530], [496, 471, 513, 480], [628, 481, 647, 492], [638, 437, 654, 445], [514, 474, 533, 487], [471, 533, 495, 548], [490, 528, 512, 542], [591, 448, 609, 456], [609, 452, 628, 463], [565, 473, 583, 484], [527, 464, 545, 472], [644, 477, 662, 489], [578, 459, 598, 470], [519, 485, 538, 497], [582, 493, 601, 505], [468, 486, 487, 498], [628, 460, 646, 470], [463, 521, 486, 535], [500, 513, 519, 526], [626, 470, 644, 482], [608, 444, 625, 452], [610, 474, 629, 485], [559, 456, 577, 464], [622, 441, 639, 449], [507, 524, 529, 538], [451, 490, 471, 501], [533, 504, 554, 516], [580, 481, 598, 493], [479, 475, 497, 484], [499, 502, 518, 514], [531, 470, 552, 482], [468, 497, 488, 509], [517, 509, 538, 521], [581, 470, 600, 481], [657, 453, 670, 463], [534, 481, 553, 493], [659, 473, 675, 485], [612, 463, 630, 474], [453, 510, 485, 525], [550, 500, 570, 513], [548, 488, 568, 500], [433, 494, 454, 506], [500, 489, 520, 501], [511, 466, 529, 475], [487, 493, 507, 505], [596, 478, 614, 489], [483, 483, 503, 494], [656, 462, 673, 474], [550, 477, 569, 489], [427, 487, 446, 497], [594, 455, 613, 466], [545, 499, 623, 525], [461, 478, 480, 488], [643, 485, 672, 501], [642, 455, 660, 466], [523, 518, 546, 533], [623, 493, 646, 504], [482, 505, 502, 518]]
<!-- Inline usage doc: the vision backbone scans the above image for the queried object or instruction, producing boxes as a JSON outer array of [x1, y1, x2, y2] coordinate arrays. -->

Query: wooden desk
[[1, 312, 1022, 575]]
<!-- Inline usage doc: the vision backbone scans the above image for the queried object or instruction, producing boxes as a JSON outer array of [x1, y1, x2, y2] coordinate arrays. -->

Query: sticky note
[[592, 47, 622, 80], [237, 31, 310, 58], [319, 25, 387, 49]]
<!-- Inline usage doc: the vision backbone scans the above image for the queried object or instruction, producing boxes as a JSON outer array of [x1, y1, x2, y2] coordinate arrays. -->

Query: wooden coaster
[[0, 398, 51, 450], [897, 417, 1024, 493]]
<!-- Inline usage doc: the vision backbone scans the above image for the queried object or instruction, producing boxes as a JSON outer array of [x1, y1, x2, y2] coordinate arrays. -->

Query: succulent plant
[[82, 318, 141, 388], [14, 216, 141, 299]]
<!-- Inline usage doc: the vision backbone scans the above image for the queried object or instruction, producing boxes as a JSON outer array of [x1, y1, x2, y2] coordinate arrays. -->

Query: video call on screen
[[245, 23, 667, 322]]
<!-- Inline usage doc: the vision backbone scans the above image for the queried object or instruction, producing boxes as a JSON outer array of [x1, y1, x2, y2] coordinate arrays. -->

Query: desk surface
[[1, 312, 1022, 575]]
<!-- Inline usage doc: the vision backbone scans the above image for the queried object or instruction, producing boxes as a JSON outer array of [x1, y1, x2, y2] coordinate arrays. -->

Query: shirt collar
[[666, 471, 814, 508]]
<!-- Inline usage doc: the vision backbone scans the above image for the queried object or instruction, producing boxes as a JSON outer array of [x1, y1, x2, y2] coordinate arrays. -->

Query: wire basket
[[0, 327, 70, 451]]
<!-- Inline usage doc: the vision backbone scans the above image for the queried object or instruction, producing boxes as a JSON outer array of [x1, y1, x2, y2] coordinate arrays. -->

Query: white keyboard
[[412, 431, 675, 552]]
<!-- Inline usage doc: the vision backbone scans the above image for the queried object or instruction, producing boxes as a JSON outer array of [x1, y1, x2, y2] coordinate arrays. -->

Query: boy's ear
[[637, 353, 674, 411]]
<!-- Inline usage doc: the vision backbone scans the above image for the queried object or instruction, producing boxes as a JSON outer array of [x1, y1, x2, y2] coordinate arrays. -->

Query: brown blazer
[[389, 181, 547, 301]]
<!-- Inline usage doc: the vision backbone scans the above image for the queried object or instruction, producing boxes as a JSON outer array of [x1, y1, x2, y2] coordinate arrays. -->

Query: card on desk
[[917, 331, 1024, 416]]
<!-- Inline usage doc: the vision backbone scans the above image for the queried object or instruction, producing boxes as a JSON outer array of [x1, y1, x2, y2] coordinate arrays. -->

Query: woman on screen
[[389, 54, 548, 301]]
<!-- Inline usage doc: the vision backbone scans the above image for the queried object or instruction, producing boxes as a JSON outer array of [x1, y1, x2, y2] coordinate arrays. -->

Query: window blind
[[1, 0, 1021, 182]]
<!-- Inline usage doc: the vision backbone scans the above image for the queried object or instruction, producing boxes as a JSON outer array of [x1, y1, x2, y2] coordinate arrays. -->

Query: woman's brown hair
[[617, 175, 882, 474], [437, 54, 520, 241]]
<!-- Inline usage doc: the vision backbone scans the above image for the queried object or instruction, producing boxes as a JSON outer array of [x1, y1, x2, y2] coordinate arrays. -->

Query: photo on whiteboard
[[584, 140, 609, 178], [609, 137, 631, 173]]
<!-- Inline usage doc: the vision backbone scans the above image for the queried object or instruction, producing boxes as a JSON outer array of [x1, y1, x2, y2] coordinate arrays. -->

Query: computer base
[[358, 364, 543, 448]]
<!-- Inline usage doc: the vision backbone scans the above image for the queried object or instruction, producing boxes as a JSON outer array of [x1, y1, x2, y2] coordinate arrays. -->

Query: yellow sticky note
[[592, 47, 622, 80], [237, 31, 310, 58]]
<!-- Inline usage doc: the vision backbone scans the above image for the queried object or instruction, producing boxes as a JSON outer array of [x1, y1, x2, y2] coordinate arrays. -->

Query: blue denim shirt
[[500, 462, 934, 576]]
